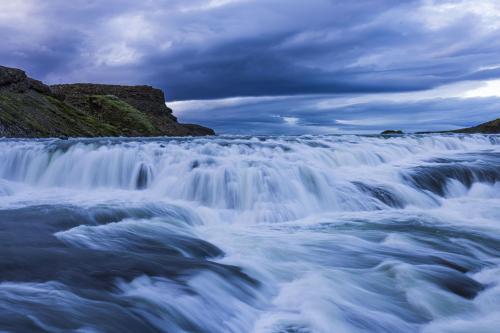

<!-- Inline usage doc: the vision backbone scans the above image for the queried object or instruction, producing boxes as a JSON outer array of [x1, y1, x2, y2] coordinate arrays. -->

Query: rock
[[0, 66, 27, 87], [381, 130, 403, 135], [28, 78, 54, 96], [50, 83, 214, 136], [0, 66, 55, 97], [51, 83, 176, 120], [0, 65, 215, 138], [182, 124, 216, 136]]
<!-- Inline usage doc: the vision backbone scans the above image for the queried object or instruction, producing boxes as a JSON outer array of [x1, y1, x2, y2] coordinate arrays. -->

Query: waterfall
[[0, 134, 499, 333]]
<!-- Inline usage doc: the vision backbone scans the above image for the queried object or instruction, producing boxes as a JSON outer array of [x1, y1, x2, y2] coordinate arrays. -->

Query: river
[[0, 134, 499, 333]]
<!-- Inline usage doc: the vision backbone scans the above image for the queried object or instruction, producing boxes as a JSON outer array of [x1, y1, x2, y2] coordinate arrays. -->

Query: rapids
[[0, 134, 499, 333]]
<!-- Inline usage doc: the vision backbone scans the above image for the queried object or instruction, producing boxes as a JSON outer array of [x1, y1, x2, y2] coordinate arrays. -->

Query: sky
[[1, 0, 500, 134]]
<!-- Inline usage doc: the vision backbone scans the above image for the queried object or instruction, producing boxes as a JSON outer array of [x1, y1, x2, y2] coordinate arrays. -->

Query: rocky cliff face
[[0, 65, 214, 138], [51, 84, 177, 120], [0, 65, 54, 97]]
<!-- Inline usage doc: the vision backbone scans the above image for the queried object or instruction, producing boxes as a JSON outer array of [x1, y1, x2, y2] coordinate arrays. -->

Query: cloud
[[2, 0, 500, 134], [172, 81, 500, 134], [464, 79, 500, 98], [176, 94, 500, 134], [1, 0, 500, 101]]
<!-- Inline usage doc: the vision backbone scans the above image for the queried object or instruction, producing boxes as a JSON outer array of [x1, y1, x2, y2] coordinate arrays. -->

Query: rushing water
[[0, 134, 499, 333]]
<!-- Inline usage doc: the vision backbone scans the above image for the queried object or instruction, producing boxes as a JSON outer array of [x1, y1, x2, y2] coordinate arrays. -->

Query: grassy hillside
[[78, 95, 160, 136], [0, 91, 117, 137], [0, 65, 214, 138]]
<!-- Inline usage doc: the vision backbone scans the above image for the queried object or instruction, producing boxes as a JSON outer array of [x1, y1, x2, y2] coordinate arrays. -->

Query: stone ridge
[[51, 83, 177, 121], [0, 65, 54, 97]]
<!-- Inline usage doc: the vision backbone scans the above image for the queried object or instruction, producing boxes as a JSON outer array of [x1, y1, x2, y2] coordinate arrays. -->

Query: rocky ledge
[[0, 65, 214, 138]]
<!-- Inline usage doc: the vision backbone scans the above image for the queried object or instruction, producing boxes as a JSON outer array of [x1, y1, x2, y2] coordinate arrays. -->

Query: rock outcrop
[[0, 65, 54, 97], [51, 84, 177, 120], [0, 65, 214, 138], [380, 130, 403, 135]]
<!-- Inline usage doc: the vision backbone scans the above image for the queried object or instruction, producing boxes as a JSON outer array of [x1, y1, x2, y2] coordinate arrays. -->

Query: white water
[[0, 134, 499, 332]]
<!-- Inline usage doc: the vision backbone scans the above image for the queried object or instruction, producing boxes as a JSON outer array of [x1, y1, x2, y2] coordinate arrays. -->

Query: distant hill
[[448, 118, 500, 134], [0, 65, 214, 138], [416, 118, 500, 134]]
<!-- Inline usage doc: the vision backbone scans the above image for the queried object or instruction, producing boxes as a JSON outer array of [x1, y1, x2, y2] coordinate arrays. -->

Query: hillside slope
[[450, 118, 500, 134], [0, 66, 214, 138]]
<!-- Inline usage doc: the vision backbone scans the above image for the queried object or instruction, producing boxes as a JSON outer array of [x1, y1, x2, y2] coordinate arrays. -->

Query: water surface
[[0, 134, 499, 332]]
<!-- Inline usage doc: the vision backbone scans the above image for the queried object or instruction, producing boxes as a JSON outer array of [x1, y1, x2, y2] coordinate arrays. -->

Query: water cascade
[[0, 134, 499, 332]]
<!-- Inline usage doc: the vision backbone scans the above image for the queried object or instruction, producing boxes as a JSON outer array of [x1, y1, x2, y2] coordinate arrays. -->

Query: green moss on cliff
[[1, 67, 214, 137], [1, 92, 120, 137], [44, 96, 119, 136], [0, 91, 164, 137], [84, 95, 158, 136], [0, 92, 53, 136]]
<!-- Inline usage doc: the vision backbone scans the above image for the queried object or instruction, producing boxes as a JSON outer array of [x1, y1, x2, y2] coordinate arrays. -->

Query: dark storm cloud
[[2, 0, 500, 100]]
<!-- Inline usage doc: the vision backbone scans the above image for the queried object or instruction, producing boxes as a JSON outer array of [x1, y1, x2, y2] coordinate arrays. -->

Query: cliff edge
[[0, 65, 214, 138]]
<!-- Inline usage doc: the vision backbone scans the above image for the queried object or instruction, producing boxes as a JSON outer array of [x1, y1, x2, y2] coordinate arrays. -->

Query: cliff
[[0, 65, 214, 138], [50, 84, 177, 120]]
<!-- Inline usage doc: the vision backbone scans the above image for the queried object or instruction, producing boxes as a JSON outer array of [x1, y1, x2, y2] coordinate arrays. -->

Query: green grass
[[0, 91, 162, 137], [86, 95, 158, 135]]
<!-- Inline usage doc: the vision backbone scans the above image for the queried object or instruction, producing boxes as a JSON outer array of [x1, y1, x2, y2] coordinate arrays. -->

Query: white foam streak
[[0, 135, 497, 220], [1, 134, 499, 332]]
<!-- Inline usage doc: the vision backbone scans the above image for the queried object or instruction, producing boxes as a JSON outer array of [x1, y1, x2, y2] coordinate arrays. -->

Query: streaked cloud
[[464, 80, 500, 98], [174, 80, 500, 134], [1, 0, 500, 133]]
